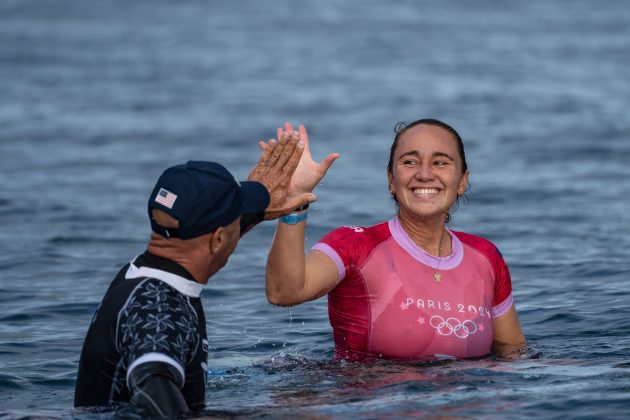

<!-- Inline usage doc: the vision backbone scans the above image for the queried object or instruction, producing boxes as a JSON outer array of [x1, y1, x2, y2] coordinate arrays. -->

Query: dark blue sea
[[1, 0, 629, 418]]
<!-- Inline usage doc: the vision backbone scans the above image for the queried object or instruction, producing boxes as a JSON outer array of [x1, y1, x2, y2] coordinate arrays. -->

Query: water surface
[[1, 0, 629, 418]]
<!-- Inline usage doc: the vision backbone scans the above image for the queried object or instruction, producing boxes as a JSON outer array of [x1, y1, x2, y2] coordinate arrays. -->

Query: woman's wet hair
[[387, 118, 470, 223]]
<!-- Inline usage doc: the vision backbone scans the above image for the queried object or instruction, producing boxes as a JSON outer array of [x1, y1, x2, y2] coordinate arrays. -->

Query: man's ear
[[208, 226, 225, 255]]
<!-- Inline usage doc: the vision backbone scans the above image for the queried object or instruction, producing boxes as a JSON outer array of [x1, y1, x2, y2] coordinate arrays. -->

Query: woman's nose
[[414, 162, 434, 180]]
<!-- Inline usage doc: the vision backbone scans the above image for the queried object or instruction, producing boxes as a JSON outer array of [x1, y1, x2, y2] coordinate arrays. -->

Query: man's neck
[[147, 235, 213, 284]]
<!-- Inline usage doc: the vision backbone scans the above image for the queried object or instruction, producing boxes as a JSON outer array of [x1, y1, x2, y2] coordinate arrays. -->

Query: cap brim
[[238, 181, 270, 214]]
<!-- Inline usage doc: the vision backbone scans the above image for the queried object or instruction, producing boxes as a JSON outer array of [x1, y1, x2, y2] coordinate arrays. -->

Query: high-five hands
[[247, 129, 317, 220], [260, 123, 340, 196]]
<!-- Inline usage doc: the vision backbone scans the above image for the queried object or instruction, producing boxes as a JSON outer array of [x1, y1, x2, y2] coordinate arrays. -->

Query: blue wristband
[[280, 211, 308, 225]]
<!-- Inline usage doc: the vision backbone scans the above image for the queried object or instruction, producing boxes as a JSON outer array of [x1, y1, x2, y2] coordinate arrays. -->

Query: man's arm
[[128, 361, 189, 418]]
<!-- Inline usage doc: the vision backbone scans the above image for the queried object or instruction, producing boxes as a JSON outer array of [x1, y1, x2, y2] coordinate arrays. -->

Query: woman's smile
[[412, 187, 441, 198]]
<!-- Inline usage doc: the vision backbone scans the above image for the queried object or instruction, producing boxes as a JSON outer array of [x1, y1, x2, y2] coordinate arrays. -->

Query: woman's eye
[[402, 159, 417, 165], [434, 160, 448, 167]]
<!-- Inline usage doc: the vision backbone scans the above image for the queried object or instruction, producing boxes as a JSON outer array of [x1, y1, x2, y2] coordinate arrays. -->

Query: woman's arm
[[265, 122, 340, 306], [266, 220, 339, 306], [492, 305, 527, 358]]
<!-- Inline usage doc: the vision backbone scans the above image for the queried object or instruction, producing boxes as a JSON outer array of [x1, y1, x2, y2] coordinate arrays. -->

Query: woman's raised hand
[[260, 122, 340, 195]]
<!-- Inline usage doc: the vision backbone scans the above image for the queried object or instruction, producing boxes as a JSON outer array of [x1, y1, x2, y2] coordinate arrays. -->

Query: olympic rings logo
[[429, 315, 478, 338]]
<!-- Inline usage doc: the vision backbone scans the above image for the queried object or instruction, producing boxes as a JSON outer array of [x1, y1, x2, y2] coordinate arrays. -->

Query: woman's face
[[388, 124, 469, 222]]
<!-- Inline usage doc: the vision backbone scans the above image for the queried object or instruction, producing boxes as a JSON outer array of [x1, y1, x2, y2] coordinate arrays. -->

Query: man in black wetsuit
[[75, 132, 312, 417]]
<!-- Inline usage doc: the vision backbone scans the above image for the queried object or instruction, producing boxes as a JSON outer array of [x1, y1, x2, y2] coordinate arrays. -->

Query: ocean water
[[1, 0, 629, 418]]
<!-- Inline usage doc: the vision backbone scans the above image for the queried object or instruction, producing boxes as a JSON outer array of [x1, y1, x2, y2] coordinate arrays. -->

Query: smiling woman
[[265, 119, 527, 361], [387, 119, 469, 226]]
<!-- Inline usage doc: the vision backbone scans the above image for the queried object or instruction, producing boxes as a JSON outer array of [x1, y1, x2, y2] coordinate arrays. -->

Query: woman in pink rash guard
[[265, 119, 526, 361]]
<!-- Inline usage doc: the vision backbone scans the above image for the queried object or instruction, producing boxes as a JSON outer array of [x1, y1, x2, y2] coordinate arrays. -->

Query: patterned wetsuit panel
[[117, 279, 200, 372], [312, 218, 514, 360]]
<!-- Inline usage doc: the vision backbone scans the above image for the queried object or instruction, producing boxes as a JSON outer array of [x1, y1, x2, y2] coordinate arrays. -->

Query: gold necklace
[[411, 227, 447, 283], [433, 231, 445, 283]]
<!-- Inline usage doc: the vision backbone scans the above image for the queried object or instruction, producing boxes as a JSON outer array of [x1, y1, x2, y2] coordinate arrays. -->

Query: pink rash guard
[[310, 217, 514, 361]]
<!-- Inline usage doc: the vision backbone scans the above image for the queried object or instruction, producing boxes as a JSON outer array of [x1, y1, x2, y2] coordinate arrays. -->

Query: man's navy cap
[[148, 161, 269, 239]]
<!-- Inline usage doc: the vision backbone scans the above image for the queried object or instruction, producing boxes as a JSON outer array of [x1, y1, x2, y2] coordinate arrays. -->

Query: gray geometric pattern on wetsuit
[[117, 279, 200, 372]]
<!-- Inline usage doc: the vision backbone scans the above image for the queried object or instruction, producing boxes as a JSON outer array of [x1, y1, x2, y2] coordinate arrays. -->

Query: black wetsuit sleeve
[[129, 361, 189, 418], [239, 211, 265, 237]]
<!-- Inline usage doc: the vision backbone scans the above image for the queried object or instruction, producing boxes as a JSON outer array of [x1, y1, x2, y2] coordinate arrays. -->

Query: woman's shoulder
[[320, 220, 391, 246], [451, 230, 505, 259], [335, 220, 390, 237], [316, 221, 392, 266]]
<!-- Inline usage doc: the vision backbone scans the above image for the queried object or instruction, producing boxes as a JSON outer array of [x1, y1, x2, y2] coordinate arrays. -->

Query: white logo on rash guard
[[429, 315, 478, 338], [344, 226, 364, 233]]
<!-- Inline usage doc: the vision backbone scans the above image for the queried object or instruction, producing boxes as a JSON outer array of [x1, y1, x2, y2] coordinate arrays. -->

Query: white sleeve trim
[[126, 352, 185, 388]]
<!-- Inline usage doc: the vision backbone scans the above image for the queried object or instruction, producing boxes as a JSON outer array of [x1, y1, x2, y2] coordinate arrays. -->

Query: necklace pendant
[[433, 271, 442, 283]]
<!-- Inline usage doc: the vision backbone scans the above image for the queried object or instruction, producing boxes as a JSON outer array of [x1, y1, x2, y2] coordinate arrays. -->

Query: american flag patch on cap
[[155, 188, 178, 209]]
